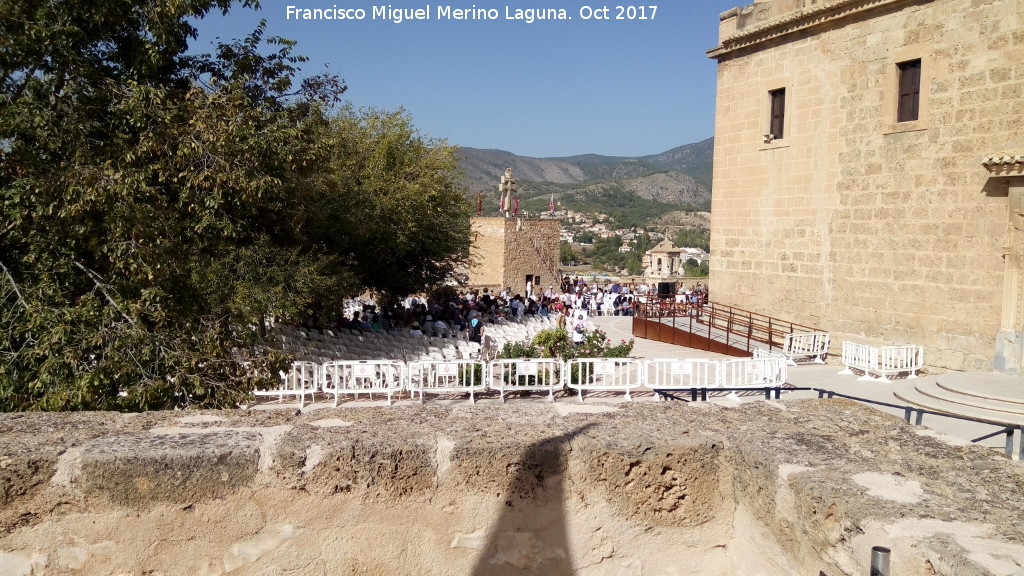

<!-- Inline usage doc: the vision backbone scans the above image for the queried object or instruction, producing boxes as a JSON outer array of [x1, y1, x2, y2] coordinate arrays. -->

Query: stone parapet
[[2, 402, 1023, 575]]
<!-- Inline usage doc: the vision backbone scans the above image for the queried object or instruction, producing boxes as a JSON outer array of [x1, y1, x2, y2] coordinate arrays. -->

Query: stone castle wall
[[709, 0, 1024, 370], [468, 217, 561, 294], [2, 402, 1022, 575], [468, 218, 507, 289]]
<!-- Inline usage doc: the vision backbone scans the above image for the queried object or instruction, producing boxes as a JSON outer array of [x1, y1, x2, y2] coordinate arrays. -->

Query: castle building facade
[[467, 217, 561, 295], [708, 0, 1024, 371]]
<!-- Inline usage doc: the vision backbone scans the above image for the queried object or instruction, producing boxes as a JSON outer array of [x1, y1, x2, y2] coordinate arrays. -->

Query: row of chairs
[[273, 314, 559, 364], [253, 353, 789, 407], [275, 323, 481, 363]]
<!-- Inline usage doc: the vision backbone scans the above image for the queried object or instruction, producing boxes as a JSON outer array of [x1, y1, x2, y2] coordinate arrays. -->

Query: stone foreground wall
[[709, 0, 1024, 371], [2, 401, 1023, 576]]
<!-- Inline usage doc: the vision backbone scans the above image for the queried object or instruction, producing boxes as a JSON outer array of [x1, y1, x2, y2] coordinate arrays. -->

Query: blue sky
[[193, 1, 743, 157]]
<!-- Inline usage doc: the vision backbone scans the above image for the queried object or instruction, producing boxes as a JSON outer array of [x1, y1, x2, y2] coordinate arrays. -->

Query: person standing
[[572, 314, 586, 347], [468, 313, 484, 344]]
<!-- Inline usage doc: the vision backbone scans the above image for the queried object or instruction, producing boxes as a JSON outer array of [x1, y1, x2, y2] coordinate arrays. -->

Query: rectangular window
[[768, 88, 786, 139], [897, 59, 921, 122]]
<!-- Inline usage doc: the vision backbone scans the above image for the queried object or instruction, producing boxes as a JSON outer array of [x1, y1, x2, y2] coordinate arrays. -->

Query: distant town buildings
[[642, 240, 709, 279]]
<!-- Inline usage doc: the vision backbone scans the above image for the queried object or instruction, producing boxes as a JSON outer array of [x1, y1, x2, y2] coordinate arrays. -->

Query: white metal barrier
[[564, 358, 644, 402], [783, 332, 830, 366], [321, 360, 406, 406], [721, 355, 788, 388], [407, 359, 487, 403], [251, 354, 815, 408], [838, 340, 925, 382], [838, 340, 878, 381], [753, 349, 789, 384], [254, 361, 319, 407], [875, 345, 924, 382], [488, 358, 563, 402], [643, 359, 720, 399]]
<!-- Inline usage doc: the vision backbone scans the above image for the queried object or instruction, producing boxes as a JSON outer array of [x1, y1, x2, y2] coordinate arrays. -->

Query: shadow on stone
[[469, 423, 595, 576]]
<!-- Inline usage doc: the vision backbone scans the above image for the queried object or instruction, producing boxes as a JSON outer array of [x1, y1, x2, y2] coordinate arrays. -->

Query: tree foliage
[[560, 241, 576, 265], [312, 107, 470, 296], [0, 1, 470, 410], [674, 226, 710, 252]]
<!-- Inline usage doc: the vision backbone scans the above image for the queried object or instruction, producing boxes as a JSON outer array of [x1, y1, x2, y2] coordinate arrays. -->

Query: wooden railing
[[633, 299, 823, 356]]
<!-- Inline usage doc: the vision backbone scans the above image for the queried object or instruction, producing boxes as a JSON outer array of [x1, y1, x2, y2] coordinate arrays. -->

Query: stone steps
[[893, 372, 1024, 426]]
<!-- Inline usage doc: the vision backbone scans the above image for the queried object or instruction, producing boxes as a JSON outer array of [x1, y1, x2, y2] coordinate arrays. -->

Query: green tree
[[0, 2, 469, 410], [312, 106, 470, 297], [575, 231, 596, 244], [590, 235, 627, 272], [625, 256, 644, 276], [560, 241, 576, 265], [674, 226, 710, 252], [683, 260, 710, 277], [633, 232, 654, 255]]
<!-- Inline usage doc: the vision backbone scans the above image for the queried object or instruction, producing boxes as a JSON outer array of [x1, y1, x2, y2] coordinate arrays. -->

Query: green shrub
[[498, 341, 541, 359], [531, 328, 571, 359]]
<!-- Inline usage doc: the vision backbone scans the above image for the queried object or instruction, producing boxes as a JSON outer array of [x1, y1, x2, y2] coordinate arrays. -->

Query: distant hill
[[457, 138, 713, 228]]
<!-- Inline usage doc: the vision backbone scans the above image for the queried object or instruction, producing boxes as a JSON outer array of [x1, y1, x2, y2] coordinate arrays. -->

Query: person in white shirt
[[571, 314, 586, 346]]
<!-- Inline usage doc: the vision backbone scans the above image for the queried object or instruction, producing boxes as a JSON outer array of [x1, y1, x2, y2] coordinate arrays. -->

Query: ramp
[[632, 300, 823, 357]]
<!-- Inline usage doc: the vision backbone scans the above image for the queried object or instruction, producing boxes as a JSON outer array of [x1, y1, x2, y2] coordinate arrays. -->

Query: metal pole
[[1006, 428, 1015, 460], [870, 546, 891, 576]]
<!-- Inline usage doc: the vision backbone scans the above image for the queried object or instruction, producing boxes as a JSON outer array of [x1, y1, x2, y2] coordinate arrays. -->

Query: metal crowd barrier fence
[[839, 341, 924, 382], [839, 341, 877, 381], [321, 360, 406, 406], [721, 355, 789, 388], [254, 360, 320, 408], [254, 355, 797, 406], [875, 345, 924, 382], [488, 358, 563, 403], [644, 358, 720, 400], [752, 349, 790, 384], [564, 358, 644, 402], [783, 332, 830, 365], [407, 359, 487, 404]]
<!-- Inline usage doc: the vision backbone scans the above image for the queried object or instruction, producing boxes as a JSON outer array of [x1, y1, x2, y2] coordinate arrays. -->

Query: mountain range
[[456, 137, 713, 228]]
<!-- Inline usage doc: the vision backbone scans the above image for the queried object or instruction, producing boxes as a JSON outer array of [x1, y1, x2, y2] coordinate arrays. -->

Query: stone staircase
[[893, 372, 1024, 425]]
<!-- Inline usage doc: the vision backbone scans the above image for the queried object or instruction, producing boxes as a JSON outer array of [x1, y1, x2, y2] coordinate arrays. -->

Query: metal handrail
[[653, 385, 1024, 460], [635, 300, 824, 353]]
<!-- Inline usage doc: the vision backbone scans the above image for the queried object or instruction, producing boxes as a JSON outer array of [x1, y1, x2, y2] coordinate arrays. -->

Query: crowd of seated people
[[291, 278, 709, 341]]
